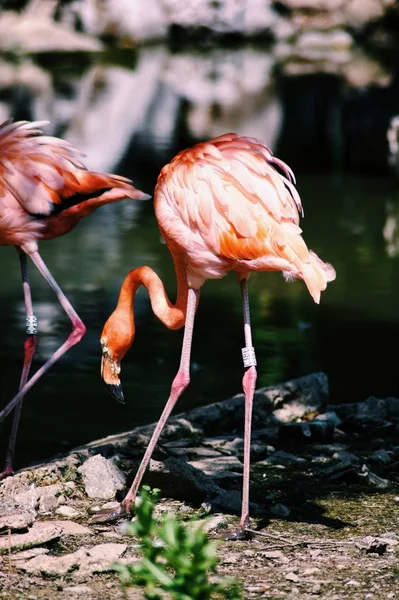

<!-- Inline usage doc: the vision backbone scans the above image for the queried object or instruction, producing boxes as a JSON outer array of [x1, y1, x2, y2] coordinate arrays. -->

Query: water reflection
[[1, 41, 399, 470]]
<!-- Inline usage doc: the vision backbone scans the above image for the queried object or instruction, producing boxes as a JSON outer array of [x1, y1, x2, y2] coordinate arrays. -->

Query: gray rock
[[14, 483, 64, 513], [210, 489, 260, 516], [38, 493, 58, 514], [0, 497, 36, 531], [370, 449, 393, 465], [261, 550, 285, 560], [9, 547, 49, 562], [204, 436, 243, 451], [201, 515, 229, 534], [51, 520, 92, 536], [385, 397, 399, 416], [333, 397, 389, 422], [358, 466, 389, 489], [266, 450, 307, 464], [16, 543, 127, 578], [0, 521, 62, 554], [279, 420, 335, 443], [356, 536, 389, 555], [63, 585, 95, 597], [56, 505, 80, 518], [332, 451, 360, 465], [144, 458, 222, 501], [209, 471, 242, 489], [166, 445, 224, 459], [270, 503, 291, 517], [322, 461, 357, 479], [188, 455, 243, 475], [78, 455, 126, 500]]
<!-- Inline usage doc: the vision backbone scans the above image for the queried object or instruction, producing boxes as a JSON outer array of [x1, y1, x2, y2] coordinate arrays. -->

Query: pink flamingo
[[0, 119, 150, 477], [98, 133, 336, 533]]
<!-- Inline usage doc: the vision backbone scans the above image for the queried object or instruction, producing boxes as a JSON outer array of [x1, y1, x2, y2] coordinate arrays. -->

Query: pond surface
[[1, 43, 399, 469]]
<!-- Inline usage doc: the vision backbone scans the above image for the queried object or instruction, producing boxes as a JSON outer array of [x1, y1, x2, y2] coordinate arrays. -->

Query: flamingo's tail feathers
[[74, 170, 151, 201], [301, 250, 336, 304]]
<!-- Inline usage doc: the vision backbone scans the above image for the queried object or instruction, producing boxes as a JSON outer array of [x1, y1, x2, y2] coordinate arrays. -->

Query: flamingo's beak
[[105, 379, 125, 404], [100, 339, 125, 404]]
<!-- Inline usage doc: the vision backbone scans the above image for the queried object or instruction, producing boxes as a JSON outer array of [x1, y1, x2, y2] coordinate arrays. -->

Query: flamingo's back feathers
[[156, 132, 335, 301]]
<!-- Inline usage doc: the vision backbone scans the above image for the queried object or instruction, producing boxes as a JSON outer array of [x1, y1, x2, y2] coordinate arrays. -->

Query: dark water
[[1, 43, 399, 469]]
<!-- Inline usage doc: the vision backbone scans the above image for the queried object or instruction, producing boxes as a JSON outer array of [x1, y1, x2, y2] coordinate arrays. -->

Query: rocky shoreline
[[1, 371, 398, 599]]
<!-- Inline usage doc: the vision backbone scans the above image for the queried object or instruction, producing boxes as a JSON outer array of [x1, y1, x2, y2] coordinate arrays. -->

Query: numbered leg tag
[[242, 346, 257, 367], [26, 316, 38, 335]]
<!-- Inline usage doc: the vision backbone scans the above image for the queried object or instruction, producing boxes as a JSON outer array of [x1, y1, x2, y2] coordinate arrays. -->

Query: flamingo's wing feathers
[[0, 120, 143, 217]]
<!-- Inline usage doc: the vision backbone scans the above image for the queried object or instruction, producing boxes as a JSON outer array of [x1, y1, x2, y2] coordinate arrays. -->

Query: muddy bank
[[0, 372, 398, 599]]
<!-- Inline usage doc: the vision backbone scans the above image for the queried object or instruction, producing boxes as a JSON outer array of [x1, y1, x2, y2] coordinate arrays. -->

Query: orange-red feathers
[[0, 120, 150, 252]]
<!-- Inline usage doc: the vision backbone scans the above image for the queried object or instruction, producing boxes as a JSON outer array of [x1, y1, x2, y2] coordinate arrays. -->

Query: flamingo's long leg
[[0, 250, 86, 423], [0, 252, 38, 478], [239, 277, 257, 531], [122, 286, 198, 514], [92, 287, 199, 522]]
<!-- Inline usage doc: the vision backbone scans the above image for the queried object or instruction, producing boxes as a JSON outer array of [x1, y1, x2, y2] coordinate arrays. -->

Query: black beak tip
[[106, 383, 125, 404]]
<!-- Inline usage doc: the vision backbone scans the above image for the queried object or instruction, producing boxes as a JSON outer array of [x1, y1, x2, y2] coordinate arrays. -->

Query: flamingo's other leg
[[0, 252, 38, 478], [92, 287, 199, 523], [0, 250, 86, 423], [240, 277, 258, 531]]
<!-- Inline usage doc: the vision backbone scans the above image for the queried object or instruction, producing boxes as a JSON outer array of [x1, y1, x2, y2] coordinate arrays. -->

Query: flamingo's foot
[[89, 501, 130, 524], [0, 466, 14, 480], [222, 527, 254, 541], [222, 516, 253, 541]]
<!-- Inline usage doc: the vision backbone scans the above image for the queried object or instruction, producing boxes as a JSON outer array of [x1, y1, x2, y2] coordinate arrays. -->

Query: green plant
[[113, 486, 243, 600]]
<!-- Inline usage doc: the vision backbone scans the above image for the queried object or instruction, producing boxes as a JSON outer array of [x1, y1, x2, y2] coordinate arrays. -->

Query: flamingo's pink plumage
[[98, 133, 336, 531]]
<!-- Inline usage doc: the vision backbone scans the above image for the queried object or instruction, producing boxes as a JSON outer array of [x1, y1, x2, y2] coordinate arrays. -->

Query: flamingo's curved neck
[[117, 254, 189, 331]]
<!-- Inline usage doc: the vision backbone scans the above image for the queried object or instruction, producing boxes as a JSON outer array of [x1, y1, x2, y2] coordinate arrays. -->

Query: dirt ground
[[1, 374, 398, 599]]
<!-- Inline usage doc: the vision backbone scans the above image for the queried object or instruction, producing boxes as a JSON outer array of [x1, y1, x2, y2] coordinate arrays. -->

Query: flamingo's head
[[100, 308, 135, 404]]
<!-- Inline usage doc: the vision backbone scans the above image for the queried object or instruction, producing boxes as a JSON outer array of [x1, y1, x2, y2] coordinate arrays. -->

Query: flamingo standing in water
[[98, 133, 336, 533], [0, 119, 150, 477]]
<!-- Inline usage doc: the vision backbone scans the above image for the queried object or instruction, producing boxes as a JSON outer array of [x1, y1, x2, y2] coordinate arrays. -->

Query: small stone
[[201, 515, 228, 534], [0, 498, 35, 531], [266, 450, 306, 464], [312, 456, 331, 465], [345, 579, 360, 586], [166, 446, 223, 459], [358, 466, 389, 489], [286, 572, 299, 582], [210, 490, 260, 516], [356, 536, 388, 555], [261, 550, 284, 559], [99, 501, 120, 511], [78, 455, 126, 500], [270, 503, 290, 517], [380, 531, 398, 542], [9, 548, 49, 561], [145, 458, 221, 501], [38, 494, 58, 514], [56, 505, 79, 518], [51, 520, 92, 536], [63, 586, 94, 596], [370, 449, 392, 465], [188, 455, 243, 475], [101, 531, 121, 539], [303, 567, 321, 576], [279, 420, 334, 443], [332, 451, 360, 465], [317, 411, 341, 426]]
